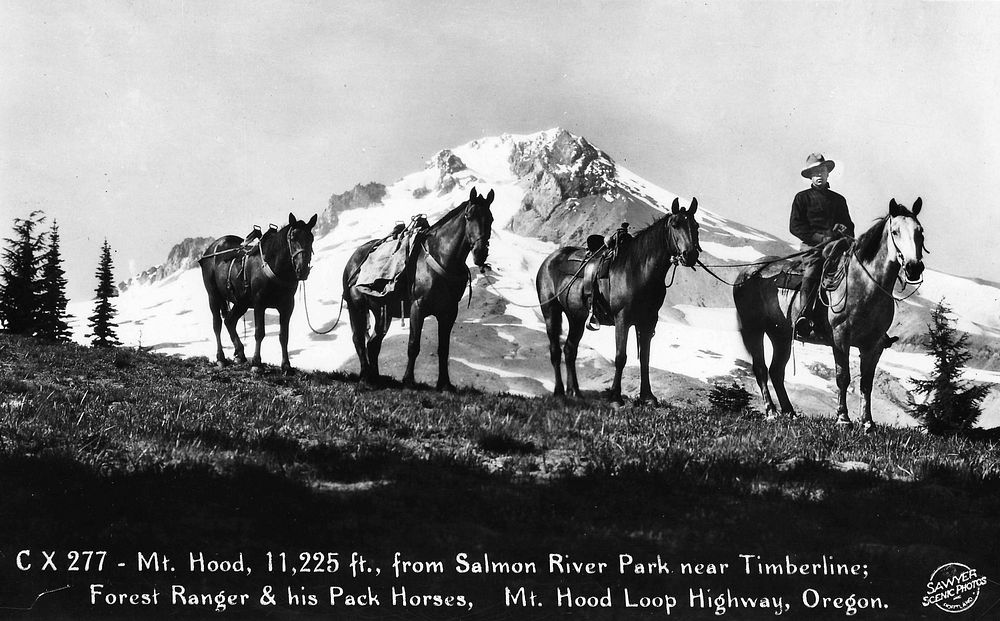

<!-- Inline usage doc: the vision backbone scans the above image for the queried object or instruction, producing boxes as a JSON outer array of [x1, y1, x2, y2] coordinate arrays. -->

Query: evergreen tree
[[36, 220, 72, 341], [0, 211, 45, 335], [87, 239, 120, 348], [908, 299, 990, 434]]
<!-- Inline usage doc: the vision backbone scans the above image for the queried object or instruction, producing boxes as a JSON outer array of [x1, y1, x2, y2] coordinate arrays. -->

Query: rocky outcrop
[[509, 129, 629, 245], [118, 236, 214, 292], [317, 182, 387, 236]]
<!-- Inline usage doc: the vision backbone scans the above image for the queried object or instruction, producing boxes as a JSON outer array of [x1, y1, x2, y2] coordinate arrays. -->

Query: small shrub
[[708, 381, 752, 413], [477, 426, 537, 455]]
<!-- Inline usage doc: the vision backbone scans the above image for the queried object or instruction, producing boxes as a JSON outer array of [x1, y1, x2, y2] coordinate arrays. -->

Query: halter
[[261, 225, 310, 287], [886, 216, 923, 286]]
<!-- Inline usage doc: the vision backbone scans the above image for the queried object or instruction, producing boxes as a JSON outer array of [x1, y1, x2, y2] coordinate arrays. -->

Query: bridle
[[886, 214, 924, 286], [261, 225, 312, 286], [667, 210, 699, 267]]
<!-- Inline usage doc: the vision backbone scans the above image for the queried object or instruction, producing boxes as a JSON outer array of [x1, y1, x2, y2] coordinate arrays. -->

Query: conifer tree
[[908, 299, 989, 434], [88, 239, 120, 348], [36, 220, 72, 341], [0, 211, 45, 335]]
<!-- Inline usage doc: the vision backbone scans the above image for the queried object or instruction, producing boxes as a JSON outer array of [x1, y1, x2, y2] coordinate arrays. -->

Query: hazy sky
[[3, 1, 999, 299]]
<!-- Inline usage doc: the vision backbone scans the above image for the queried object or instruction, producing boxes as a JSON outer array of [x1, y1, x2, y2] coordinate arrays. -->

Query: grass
[[1, 334, 999, 619]]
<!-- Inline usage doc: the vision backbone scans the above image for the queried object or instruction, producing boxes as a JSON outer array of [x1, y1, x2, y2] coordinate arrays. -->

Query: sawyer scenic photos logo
[[923, 562, 987, 613]]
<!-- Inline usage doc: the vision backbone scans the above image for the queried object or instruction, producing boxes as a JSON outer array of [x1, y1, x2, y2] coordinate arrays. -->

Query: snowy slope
[[69, 129, 1000, 428]]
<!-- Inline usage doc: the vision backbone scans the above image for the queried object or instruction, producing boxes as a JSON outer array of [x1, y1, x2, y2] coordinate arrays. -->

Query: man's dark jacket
[[789, 185, 854, 246]]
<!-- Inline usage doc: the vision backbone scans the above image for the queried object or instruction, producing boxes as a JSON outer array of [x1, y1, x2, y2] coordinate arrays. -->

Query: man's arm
[[789, 194, 826, 245]]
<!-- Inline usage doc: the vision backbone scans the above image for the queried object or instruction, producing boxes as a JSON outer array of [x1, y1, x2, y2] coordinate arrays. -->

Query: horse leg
[[563, 314, 587, 399], [402, 303, 424, 388], [347, 303, 372, 381], [435, 310, 458, 393], [223, 301, 250, 364], [249, 305, 266, 372], [609, 316, 629, 406], [541, 304, 565, 397], [366, 307, 389, 381], [278, 299, 294, 375], [832, 343, 852, 425], [858, 347, 884, 433], [636, 320, 658, 407], [739, 326, 779, 419], [766, 328, 796, 417], [209, 297, 228, 366]]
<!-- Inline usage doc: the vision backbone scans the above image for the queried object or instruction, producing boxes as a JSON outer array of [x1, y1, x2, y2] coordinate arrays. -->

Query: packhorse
[[535, 197, 701, 406], [199, 213, 318, 374], [343, 187, 495, 390], [733, 198, 926, 430]]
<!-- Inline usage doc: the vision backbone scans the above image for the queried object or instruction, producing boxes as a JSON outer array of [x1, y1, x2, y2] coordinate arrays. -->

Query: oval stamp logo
[[923, 562, 987, 613]]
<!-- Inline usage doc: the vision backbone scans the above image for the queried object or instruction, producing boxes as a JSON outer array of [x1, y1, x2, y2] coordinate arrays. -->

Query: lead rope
[[479, 252, 600, 308], [300, 281, 344, 335]]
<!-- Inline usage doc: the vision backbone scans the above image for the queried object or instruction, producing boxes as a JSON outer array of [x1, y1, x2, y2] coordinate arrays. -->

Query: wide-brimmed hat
[[801, 153, 835, 178]]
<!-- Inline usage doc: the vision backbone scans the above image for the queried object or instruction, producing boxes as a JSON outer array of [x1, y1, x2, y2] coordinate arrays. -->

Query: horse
[[535, 197, 701, 406], [343, 187, 495, 390], [733, 198, 926, 430], [199, 213, 317, 374]]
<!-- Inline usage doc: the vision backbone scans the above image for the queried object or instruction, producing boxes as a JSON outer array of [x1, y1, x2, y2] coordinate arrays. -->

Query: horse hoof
[[781, 410, 797, 420], [215, 359, 230, 368], [437, 383, 457, 393], [764, 410, 779, 422], [402, 378, 417, 390], [637, 396, 660, 408], [862, 421, 876, 434], [250, 365, 264, 375], [835, 417, 852, 427], [281, 366, 296, 376]]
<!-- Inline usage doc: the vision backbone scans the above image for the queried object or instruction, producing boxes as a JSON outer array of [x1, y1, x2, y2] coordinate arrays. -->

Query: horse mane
[[618, 211, 676, 270], [427, 201, 469, 233], [853, 216, 888, 264]]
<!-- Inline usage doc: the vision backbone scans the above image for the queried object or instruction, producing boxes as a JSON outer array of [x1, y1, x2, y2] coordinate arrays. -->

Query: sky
[[2, 1, 999, 300]]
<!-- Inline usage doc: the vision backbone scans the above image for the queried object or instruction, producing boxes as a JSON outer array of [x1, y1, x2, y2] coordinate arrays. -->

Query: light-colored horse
[[733, 198, 925, 430]]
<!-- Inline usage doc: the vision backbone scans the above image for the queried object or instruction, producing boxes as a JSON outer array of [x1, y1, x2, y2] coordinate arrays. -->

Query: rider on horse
[[789, 153, 854, 337]]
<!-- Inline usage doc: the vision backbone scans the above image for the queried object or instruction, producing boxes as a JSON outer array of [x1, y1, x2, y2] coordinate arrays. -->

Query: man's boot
[[794, 276, 819, 337]]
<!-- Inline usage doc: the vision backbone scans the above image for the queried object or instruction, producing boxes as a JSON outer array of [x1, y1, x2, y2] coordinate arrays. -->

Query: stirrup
[[587, 313, 601, 331], [794, 315, 813, 337]]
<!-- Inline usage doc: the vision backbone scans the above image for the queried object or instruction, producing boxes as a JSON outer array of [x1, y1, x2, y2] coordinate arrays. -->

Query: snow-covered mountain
[[73, 129, 1000, 427]]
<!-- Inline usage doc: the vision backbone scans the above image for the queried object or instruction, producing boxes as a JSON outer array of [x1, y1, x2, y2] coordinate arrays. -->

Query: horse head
[[887, 197, 925, 283], [287, 212, 318, 280], [669, 197, 700, 267], [464, 187, 495, 268]]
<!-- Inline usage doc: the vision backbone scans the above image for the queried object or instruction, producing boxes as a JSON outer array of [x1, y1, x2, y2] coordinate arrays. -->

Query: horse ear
[[469, 187, 478, 201], [912, 197, 922, 216], [307, 214, 318, 229], [888, 199, 900, 217], [288, 213, 296, 226], [689, 197, 698, 214], [671, 197, 680, 214], [486, 189, 495, 206]]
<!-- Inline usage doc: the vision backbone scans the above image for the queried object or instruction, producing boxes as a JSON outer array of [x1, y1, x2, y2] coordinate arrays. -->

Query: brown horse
[[199, 213, 317, 374], [535, 197, 701, 406], [343, 187, 494, 390], [733, 198, 925, 430]]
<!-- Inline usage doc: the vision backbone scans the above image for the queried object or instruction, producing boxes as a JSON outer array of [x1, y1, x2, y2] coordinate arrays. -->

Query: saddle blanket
[[356, 235, 417, 297]]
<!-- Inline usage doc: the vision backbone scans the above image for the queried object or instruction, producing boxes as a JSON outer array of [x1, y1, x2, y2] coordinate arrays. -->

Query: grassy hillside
[[0, 335, 998, 619]]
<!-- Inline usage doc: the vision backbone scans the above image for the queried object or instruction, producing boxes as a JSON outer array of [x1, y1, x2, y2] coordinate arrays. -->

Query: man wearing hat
[[789, 153, 854, 337]]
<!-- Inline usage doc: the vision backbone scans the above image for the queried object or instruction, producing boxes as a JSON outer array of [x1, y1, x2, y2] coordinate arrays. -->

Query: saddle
[[355, 217, 428, 297], [583, 248, 617, 327], [762, 238, 853, 293]]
